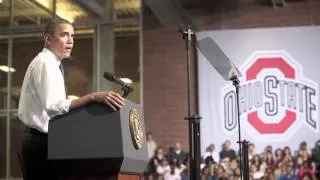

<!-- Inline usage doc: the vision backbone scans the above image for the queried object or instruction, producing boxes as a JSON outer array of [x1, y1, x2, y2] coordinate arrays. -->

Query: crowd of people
[[145, 132, 320, 180]]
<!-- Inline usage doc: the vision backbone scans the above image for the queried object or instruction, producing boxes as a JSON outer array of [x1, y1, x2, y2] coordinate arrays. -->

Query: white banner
[[198, 27, 320, 154]]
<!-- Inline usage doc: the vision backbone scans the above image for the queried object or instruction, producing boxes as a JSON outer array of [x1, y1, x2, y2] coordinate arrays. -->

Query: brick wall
[[143, 25, 197, 152], [142, 0, 320, 153]]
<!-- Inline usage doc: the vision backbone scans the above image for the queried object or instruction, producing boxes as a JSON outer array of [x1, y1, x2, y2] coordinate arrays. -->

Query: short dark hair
[[44, 18, 72, 35]]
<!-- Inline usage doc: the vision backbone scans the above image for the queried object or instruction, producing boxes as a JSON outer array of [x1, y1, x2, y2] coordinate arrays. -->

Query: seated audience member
[[297, 161, 314, 180], [219, 140, 236, 161], [169, 157, 186, 176], [145, 132, 158, 178], [147, 140, 320, 179], [203, 144, 220, 163], [263, 168, 276, 180], [251, 154, 264, 172], [203, 156, 216, 177], [282, 146, 294, 163], [299, 148, 310, 163], [201, 167, 211, 180], [157, 159, 171, 179], [150, 146, 166, 178], [248, 143, 256, 161], [147, 132, 158, 159], [296, 141, 311, 156], [228, 159, 238, 177], [234, 167, 241, 179], [215, 164, 228, 179], [274, 148, 283, 165], [164, 164, 181, 180], [168, 142, 188, 165], [264, 151, 275, 170], [279, 163, 296, 180], [300, 172, 314, 180], [311, 140, 320, 177], [261, 145, 273, 159], [250, 164, 264, 180]]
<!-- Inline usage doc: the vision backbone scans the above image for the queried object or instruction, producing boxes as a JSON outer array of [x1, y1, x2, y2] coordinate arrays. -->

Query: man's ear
[[44, 33, 51, 46]]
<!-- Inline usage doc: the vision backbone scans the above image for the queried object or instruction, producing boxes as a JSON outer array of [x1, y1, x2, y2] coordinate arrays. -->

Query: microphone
[[103, 72, 127, 87], [103, 72, 133, 98]]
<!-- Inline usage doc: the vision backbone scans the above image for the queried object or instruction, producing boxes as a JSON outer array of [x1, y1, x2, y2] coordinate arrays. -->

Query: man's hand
[[92, 91, 125, 110]]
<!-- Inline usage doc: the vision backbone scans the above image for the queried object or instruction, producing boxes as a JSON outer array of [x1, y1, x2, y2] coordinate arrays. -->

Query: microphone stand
[[230, 75, 249, 180], [179, 24, 201, 180], [121, 85, 133, 98], [103, 72, 133, 98]]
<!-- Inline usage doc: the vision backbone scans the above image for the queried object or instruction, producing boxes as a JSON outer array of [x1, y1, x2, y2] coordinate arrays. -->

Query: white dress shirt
[[18, 48, 72, 133]]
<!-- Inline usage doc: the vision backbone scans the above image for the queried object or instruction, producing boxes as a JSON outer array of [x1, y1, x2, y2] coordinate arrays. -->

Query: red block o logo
[[246, 57, 296, 134]]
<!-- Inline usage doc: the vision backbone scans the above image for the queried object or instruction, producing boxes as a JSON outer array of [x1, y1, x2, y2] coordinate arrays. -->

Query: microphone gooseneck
[[103, 72, 133, 98]]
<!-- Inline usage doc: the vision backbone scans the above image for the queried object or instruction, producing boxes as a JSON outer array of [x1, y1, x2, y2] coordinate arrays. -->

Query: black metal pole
[[230, 76, 243, 180], [192, 114, 201, 180], [180, 25, 201, 180], [242, 140, 250, 180], [184, 25, 194, 180], [230, 76, 250, 180]]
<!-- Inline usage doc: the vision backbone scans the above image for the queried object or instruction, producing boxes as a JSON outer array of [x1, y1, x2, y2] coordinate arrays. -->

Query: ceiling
[[0, 0, 141, 34]]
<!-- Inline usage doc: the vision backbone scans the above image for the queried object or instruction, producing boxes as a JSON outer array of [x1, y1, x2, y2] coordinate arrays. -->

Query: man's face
[[46, 23, 74, 59], [175, 142, 181, 150], [147, 134, 153, 141], [225, 141, 231, 149], [209, 144, 215, 151]]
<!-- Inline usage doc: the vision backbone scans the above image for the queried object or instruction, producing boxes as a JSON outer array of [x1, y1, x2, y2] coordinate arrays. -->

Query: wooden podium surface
[[48, 100, 148, 180]]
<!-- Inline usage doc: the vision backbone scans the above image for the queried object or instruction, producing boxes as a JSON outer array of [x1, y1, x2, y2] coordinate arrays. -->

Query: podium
[[48, 100, 148, 180]]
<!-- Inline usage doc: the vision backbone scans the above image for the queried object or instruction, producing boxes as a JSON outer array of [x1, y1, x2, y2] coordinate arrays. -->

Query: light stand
[[242, 140, 250, 180], [179, 24, 201, 180], [230, 75, 249, 180]]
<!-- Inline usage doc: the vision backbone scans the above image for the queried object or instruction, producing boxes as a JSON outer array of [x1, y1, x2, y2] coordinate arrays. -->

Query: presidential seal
[[129, 109, 144, 149]]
